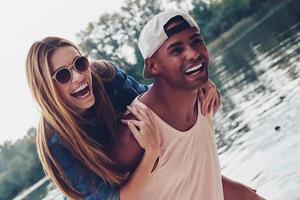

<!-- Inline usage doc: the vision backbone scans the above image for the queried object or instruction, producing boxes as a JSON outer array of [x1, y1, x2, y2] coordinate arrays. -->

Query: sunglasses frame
[[51, 55, 89, 84]]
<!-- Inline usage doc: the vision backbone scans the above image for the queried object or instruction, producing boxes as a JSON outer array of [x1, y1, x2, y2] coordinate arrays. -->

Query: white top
[[133, 99, 224, 200]]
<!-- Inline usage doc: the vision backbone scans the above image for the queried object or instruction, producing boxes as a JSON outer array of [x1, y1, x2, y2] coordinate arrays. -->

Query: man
[[135, 11, 260, 200], [113, 10, 265, 200]]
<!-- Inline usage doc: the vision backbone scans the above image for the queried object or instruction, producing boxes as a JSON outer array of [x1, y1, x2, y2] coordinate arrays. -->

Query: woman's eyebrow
[[52, 56, 79, 74], [61, 56, 80, 68]]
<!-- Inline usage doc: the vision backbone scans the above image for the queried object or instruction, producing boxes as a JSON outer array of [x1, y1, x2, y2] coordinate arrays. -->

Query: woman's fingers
[[126, 121, 142, 141], [127, 105, 143, 121], [198, 80, 220, 116], [127, 104, 153, 122], [215, 89, 221, 109], [124, 104, 159, 152], [134, 104, 150, 120], [198, 90, 205, 115], [124, 118, 151, 149], [202, 90, 213, 116], [208, 94, 215, 116], [127, 119, 144, 129]]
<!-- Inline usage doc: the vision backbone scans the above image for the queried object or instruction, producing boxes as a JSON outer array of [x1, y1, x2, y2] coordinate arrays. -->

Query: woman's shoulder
[[104, 61, 128, 84], [90, 59, 123, 81]]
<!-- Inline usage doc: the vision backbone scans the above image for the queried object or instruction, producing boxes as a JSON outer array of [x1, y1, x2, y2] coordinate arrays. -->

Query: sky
[[0, 0, 124, 144]]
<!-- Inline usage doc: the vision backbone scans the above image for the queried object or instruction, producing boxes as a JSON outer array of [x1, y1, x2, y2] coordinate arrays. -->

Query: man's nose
[[185, 46, 199, 61]]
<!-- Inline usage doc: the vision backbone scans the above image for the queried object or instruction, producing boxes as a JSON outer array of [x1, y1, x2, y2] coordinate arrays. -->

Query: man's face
[[152, 21, 209, 91]]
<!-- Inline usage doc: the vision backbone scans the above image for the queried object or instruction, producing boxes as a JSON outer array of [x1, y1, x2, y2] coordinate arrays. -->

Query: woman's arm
[[51, 127, 157, 200], [49, 139, 120, 200]]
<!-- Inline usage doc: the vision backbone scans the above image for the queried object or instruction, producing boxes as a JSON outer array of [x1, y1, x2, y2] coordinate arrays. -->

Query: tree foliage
[[78, 0, 164, 82], [0, 128, 44, 200], [78, 0, 187, 83], [191, 0, 270, 42], [78, 0, 278, 83]]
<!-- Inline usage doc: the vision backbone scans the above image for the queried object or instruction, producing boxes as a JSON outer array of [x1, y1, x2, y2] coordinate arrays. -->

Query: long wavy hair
[[26, 37, 126, 199]]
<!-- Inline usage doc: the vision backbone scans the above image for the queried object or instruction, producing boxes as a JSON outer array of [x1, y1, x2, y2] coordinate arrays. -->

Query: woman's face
[[49, 46, 95, 114]]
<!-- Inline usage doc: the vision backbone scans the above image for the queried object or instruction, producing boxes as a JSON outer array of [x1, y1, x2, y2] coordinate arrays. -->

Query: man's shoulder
[[110, 113, 144, 172]]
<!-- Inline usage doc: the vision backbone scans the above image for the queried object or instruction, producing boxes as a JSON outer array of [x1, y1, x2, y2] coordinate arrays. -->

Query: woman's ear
[[145, 57, 159, 77]]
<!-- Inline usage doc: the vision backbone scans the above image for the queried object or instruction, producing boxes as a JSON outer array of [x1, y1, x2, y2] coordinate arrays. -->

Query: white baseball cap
[[138, 10, 200, 79]]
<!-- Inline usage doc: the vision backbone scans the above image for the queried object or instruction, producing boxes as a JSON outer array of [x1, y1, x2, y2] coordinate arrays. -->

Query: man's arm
[[109, 113, 145, 173], [222, 175, 265, 200]]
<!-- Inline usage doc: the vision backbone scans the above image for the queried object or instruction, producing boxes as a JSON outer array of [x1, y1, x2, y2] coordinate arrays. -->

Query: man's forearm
[[222, 175, 264, 200]]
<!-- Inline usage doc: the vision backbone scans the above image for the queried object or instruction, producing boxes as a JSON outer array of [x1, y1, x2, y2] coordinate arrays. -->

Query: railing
[[12, 177, 63, 200]]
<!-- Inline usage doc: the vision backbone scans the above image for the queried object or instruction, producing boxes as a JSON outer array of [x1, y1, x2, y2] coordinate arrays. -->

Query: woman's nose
[[71, 68, 83, 82]]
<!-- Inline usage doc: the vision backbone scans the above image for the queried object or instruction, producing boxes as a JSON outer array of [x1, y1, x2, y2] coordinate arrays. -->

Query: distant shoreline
[[208, 0, 293, 57]]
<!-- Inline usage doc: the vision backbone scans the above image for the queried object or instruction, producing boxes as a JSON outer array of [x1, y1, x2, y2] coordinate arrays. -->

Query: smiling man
[[128, 10, 265, 200]]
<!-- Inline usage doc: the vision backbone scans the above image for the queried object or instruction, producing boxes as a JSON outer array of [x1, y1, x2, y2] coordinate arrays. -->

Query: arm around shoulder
[[110, 113, 159, 200]]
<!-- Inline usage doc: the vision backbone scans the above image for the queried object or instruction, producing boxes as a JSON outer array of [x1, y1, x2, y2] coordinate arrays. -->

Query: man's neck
[[139, 82, 198, 131]]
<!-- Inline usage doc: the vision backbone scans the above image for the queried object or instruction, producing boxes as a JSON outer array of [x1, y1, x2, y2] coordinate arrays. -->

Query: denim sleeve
[[49, 140, 120, 200], [112, 62, 148, 95], [105, 63, 149, 114]]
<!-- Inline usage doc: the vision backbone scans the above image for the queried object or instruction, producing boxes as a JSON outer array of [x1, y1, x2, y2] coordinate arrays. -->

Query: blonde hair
[[26, 37, 125, 199]]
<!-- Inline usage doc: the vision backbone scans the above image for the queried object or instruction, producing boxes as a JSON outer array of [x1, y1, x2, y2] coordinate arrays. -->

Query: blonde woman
[[26, 36, 220, 200]]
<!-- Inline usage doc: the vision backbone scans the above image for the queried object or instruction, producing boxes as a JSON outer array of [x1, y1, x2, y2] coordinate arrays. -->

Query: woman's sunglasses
[[52, 56, 89, 84]]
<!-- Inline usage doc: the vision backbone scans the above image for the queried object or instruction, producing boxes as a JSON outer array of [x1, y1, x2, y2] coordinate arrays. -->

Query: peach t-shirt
[[133, 99, 224, 200]]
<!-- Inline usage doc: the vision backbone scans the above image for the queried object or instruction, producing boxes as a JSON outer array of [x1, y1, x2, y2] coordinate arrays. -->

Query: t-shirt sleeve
[[49, 140, 120, 200]]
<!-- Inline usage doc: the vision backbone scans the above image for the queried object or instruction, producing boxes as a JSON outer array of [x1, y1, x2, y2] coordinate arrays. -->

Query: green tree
[[78, 0, 281, 85], [0, 128, 44, 200], [78, 0, 186, 83]]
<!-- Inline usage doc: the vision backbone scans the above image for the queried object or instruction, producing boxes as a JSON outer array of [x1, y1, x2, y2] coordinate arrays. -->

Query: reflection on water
[[27, 1, 300, 199], [210, 1, 300, 199]]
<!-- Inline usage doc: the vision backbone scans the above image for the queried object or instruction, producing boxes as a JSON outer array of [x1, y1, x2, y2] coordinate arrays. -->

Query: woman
[[26, 36, 219, 200]]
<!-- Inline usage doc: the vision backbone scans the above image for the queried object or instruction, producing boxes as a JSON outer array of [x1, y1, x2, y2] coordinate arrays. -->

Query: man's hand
[[198, 79, 221, 116], [222, 176, 266, 200]]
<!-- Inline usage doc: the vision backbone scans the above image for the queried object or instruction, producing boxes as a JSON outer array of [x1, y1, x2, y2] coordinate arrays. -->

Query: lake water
[[210, 0, 300, 199], [18, 1, 300, 199]]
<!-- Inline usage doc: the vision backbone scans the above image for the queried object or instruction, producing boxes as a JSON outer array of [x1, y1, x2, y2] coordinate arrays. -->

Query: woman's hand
[[198, 79, 221, 116], [121, 104, 159, 156], [120, 104, 160, 200]]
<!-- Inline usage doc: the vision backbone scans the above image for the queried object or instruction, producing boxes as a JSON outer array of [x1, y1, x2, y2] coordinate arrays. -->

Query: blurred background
[[0, 0, 299, 199]]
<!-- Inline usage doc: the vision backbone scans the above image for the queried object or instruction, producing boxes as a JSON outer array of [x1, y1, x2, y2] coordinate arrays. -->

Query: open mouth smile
[[70, 83, 90, 98], [183, 62, 205, 75]]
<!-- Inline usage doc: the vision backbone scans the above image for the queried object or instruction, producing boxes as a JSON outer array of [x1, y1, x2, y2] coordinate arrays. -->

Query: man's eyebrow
[[167, 41, 183, 51], [189, 32, 203, 40]]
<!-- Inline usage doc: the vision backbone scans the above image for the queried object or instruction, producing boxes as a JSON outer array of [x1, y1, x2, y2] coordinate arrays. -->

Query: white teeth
[[185, 63, 203, 73], [71, 83, 88, 94]]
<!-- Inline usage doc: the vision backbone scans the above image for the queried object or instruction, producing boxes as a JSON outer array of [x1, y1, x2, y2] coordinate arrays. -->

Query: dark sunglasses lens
[[75, 57, 89, 72], [55, 68, 71, 84]]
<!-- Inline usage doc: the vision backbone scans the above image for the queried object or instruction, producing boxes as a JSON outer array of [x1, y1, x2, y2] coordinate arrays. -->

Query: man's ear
[[145, 57, 159, 76]]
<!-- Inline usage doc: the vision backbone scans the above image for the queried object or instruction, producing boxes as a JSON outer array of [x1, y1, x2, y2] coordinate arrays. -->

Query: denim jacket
[[49, 64, 148, 200]]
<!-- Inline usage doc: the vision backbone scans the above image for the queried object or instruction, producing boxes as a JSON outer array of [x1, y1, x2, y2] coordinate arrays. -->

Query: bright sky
[[0, 0, 124, 144]]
